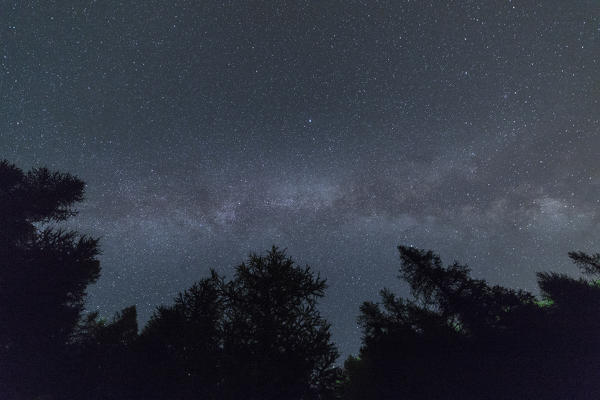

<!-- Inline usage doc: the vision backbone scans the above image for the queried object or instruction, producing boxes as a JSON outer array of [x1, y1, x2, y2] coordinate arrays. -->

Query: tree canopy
[[0, 160, 101, 399], [341, 245, 600, 400], [140, 247, 340, 400]]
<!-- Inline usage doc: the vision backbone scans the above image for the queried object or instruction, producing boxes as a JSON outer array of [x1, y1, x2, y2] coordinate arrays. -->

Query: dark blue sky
[[2, 0, 599, 358]]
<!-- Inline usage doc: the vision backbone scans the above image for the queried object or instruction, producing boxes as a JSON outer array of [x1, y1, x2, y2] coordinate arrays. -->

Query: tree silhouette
[[138, 274, 224, 399], [71, 306, 140, 400], [221, 247, 339, 400], [141, 247, 340, 400], [341, 245, 600, 399], [0, 160, 101, 399]]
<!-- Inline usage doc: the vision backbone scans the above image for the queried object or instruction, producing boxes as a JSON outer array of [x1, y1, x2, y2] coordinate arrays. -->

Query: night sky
[[2, 1, 599, 358]]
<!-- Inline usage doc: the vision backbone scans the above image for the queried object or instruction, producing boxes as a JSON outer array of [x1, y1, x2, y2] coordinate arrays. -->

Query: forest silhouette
[[2, 160, 600, 399]]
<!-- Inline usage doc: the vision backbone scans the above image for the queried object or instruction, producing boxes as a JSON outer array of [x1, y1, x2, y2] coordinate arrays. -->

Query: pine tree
[[0, 160, 101, 398]]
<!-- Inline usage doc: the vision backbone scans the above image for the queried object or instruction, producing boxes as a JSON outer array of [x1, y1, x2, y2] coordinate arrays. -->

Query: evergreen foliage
[[140, 248, 340, 400], [0, 161, 101, 399], [341, 245, 600, 399]]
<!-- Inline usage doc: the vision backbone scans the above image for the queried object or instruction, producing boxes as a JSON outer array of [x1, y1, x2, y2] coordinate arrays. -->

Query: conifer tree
[[0, 160, 101, 398]]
